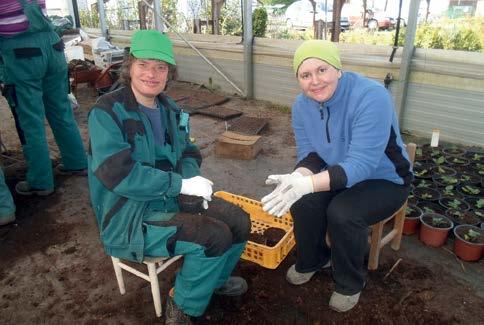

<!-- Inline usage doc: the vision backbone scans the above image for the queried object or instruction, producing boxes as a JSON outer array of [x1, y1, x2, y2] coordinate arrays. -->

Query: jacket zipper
[[319, 103, 331, 143]]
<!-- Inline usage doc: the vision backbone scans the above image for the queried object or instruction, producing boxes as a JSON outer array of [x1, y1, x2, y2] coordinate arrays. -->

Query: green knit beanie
[[293, 40, 342, 75]]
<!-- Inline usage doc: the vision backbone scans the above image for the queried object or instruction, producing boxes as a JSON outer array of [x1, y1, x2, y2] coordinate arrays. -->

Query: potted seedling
[[419, 213, 453, 247], [413, 179, 436, 189], [464, 151, 484, 163], [457, 172, 481, 186], [439, 197, 470, 211], [457, 184, 481, 198], [413, 187, 441, 202], [440, 185, 462, 199], [431, 155, 446, 166], [403, 204, 423, 235], [445, 209, 480, 228], [453, 225, 483, 261], [414, 162, 432, 179], [430, 165, 456, 177], [443, 147, 466, 157], [417, 201, 445, 216], [446, 157, 469, 166], [432, 174, 459, 187]]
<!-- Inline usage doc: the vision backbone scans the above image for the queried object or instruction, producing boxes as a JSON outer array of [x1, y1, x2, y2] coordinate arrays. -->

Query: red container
[[453, 225, 483, 261], [403, 217, 420, 235], [419, 213, 453, 247]]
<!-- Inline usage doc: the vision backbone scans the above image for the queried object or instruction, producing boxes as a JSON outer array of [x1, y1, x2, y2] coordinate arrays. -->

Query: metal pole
[[396, 0, 420, 123], [243, 0, 254, 99], [153, 0, 163, 32], [141, 0, 243, 95], [97, 0, 108, 39]]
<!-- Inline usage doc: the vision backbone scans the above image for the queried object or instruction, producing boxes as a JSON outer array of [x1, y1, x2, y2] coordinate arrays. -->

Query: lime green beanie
[[293, 40, 342, 75], [130, 29, 176, 65]]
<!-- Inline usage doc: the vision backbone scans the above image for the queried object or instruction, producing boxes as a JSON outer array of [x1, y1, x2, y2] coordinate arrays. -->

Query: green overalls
[[0, 169, 15, 220], [0, 0, 87, 190], [88, 87, 248, 316]]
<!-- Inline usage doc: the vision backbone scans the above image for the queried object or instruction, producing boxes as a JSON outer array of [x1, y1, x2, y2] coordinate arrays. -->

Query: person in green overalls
[[0, 0, 87, 196], [87, 30, 250, 324], [0, 168, 15, 225]]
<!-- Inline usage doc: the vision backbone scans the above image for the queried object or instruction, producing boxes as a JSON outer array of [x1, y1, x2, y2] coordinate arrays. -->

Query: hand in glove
[[261, 174, 313, 217], [264, 171, 303, 186], [180, 176, 214, 202]]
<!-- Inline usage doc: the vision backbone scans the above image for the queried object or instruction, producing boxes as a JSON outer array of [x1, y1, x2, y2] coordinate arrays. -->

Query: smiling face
[[297, 58, 341, 102], [130, 59, 169, 107]]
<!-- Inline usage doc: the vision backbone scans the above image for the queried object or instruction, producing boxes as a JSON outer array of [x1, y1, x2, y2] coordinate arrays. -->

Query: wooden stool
[[326, 143, 416, 270], [110, 255, 182, 317]]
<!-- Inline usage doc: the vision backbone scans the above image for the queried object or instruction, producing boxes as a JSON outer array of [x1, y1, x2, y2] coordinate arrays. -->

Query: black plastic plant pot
[[431, 155, 447, 166], [439, 197, 470, 211], [413, 187, 441, 202], [430, 165, 456, 177], [464, 197, 484, 211], [413, 178, 437, 189], [432, 174, 459, 188], [457, 172, 481, 186], [442, 147, 466, 157], [464, 151, 484, 163], [439, 185, 463, 200], [417, 201, 445, 215], [457, 183, 482, 198], [413, 162, 433, 179], [446, 209, 480, 228], [445, 156, 470, 167]]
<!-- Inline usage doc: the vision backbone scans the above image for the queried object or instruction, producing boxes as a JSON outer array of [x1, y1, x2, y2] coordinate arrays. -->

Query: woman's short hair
[[119, 54, 178, 90]]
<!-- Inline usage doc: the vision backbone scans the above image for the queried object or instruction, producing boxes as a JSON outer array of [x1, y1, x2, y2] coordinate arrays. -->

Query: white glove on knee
[[180, 176, 214, 202]]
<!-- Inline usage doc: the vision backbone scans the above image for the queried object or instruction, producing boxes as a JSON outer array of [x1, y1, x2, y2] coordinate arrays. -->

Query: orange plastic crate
[[214, 191, 295, 269]]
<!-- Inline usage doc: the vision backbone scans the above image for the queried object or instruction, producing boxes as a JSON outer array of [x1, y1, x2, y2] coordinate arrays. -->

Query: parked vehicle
[[366, 9, 396, 30], [285, 0, 350, 31]]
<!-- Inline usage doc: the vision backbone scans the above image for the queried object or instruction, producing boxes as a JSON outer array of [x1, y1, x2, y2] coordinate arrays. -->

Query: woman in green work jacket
[[87, 30, 250, 324]]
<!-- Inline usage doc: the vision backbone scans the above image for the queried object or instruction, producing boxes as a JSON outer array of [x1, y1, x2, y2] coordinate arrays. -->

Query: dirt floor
[[1, 82, 483, 325]]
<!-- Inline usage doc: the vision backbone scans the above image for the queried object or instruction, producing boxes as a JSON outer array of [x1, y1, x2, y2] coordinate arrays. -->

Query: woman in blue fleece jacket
[[262, 40, 412, 312]]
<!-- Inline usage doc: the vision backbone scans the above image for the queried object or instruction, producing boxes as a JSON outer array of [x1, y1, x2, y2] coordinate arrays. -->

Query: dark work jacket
[[87, 86, 201, 262]]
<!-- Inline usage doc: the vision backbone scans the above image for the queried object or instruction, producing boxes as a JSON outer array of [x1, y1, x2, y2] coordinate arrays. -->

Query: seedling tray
[[214, 191, 295, 269]]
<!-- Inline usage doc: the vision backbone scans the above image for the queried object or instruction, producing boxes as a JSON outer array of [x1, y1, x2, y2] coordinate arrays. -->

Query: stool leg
[[111, 257, 126, 295], [147, 263, 162, 317], [368, 223, 384, 270], [391, 203, 407, 251]]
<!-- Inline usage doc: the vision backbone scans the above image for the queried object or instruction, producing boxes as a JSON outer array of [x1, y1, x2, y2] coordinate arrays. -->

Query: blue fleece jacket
[[292, 71, 412, 189]]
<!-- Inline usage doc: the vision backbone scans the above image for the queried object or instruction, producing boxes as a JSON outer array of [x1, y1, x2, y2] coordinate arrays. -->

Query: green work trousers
[[143, 211, 248, 317], [0, 31, 86, 190], [0, 169, 15, 218]]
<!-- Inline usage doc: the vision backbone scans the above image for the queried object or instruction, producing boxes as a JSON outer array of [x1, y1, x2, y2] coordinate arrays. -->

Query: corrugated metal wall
[[85, 28, 484, 146]]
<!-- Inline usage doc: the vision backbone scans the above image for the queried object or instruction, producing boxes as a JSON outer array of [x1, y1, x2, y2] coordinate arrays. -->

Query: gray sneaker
[[286, 260, 331, 285], [165, 295, 192, 325], [214, 276, 248, 296], [329, 291, 361, 312], [15, 181, 54, 196]]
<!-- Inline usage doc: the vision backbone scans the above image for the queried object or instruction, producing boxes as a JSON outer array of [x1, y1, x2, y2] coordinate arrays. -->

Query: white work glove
[[180, 176, 214, 204], [261, 173, 313, 217], [264, 171, 303, 186]]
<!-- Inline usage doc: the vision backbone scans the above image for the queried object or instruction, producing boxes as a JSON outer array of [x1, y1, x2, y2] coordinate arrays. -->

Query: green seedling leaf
[[477, 199, 484, 209]]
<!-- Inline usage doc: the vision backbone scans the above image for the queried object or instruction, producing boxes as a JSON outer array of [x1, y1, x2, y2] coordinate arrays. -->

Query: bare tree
[[211, 0, 225, 34], [425, 0, 431, 22], [331, 0, 344, 42]]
